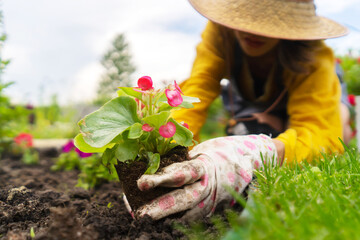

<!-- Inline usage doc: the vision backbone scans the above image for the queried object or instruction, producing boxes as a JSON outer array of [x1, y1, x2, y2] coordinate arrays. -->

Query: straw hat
[[188, 0, 348, 40]]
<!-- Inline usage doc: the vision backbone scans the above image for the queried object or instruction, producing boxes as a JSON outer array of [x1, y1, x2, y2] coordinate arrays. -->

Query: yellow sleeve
[[172, 21, 226, 141], [276, 43, 344, 164]]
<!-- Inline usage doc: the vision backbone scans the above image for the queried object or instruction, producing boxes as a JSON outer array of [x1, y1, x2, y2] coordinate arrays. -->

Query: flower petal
[[174, 80, 183, 94], [75, 148, 93, 158], [182, 122, 189, 129], [62, 140, 75, 153], [159, 122, 176, 138], [142, 124, 154, 132], [165, 89, 183, 107]]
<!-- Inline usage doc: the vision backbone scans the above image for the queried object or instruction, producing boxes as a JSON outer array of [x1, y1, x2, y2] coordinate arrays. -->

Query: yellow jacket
[[172, 21, 344, 164]]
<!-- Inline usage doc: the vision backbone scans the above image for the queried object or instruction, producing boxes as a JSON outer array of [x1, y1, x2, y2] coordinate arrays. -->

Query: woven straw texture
[[189, 0, 348, 40]]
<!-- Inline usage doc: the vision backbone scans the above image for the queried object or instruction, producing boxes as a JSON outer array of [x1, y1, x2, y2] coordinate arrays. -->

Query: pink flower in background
[[137, 76, 153, 90], [14, 133, 33, 148], [159, 122, 176, 138], [165, 89, 183, 107], [75, 148, 93, 158], [174, 80, 183, 94], [62, 140, 75, 152], [62, 139, 92, 158], [348, 94, 356, 106], [142, 124, 154, 132]]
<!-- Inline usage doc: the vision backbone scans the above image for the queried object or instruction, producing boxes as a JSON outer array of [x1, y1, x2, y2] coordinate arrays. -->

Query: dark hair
[[277, 40, 322, 74], [220, 25, 322, 77]]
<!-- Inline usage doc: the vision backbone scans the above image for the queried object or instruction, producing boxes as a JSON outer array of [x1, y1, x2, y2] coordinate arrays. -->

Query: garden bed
[[0, 149, 186, 239]]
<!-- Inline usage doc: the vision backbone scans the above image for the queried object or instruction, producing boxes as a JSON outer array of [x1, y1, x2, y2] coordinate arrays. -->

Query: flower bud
[[137, 76, 153, 90]]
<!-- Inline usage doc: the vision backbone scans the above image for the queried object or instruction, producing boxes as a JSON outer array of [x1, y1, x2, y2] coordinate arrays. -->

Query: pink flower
[[174, 80, 183, 94], [62, 140, 75, 153], [159, 122, 176, 138], [348, 94, 356, 106], [137, 76, 153, 91], [75, 148, 93, 158], [181, 122, 189, 129], [165, 89, 183, 107], [142, 124, 154, 132], [14, 133, 33, 148]]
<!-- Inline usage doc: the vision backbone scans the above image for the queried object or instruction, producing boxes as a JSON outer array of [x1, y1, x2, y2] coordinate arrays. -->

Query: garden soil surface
[[0, 149, 190, 240]]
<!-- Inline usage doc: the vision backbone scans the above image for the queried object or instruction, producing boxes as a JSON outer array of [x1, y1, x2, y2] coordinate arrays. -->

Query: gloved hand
[[132, 134, 278, 220]]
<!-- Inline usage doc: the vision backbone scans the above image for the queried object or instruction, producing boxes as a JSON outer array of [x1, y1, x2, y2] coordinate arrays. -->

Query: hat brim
[[189, 0, 348, 40]]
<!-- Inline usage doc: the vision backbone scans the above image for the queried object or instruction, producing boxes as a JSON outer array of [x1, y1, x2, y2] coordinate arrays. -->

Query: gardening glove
[[134, 134, 278, 221]]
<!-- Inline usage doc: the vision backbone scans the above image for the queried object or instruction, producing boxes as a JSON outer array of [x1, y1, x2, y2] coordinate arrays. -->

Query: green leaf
[[144, 152, 160, 174], [178, 96, 201, 109], [128, 123, 143, 139], [102, 147, 117, 166], [169, 118, 194, 147], [74, 133, 114, 153], [142, 111, 170, 129], [115, 139, 139, 162], [158, 102, 174, 112], [117, 87, 142, 100], [30, 227, 35, 239], [78, 96, 140, 148], [140, 131, 150, 141]]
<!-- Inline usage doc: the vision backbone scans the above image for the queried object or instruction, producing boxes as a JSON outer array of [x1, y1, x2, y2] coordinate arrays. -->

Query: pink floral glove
[[133, 134, 278, 220]]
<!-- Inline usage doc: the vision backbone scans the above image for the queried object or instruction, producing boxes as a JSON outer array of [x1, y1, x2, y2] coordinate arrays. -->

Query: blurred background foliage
[[0, 1, 359, 145], [337, 53, 360, 95]]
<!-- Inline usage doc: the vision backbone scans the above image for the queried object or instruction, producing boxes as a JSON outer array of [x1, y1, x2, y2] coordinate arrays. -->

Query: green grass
[[182, 142, 360, 239]]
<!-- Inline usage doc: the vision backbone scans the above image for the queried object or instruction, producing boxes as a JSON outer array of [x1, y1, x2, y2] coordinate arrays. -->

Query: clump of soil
[[0, 150, 186, 239], [115, 146, 190, 210]]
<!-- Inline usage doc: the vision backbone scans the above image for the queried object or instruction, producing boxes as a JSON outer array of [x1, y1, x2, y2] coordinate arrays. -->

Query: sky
[[2, 0, 360, 106]]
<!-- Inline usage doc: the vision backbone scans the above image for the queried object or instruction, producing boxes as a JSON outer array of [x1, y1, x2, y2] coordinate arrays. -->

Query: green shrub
[[338, 55, 360, 95]]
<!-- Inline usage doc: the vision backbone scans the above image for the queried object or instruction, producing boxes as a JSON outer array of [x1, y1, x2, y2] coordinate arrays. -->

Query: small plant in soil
[[75, 76, 200, 210], [52, 140, 118, 190], [10, 133, 39, 164]]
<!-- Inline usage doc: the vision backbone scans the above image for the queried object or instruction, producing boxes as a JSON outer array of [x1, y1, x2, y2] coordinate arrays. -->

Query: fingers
[[137, 159, 206, 191], [135, 180, 212, 220]]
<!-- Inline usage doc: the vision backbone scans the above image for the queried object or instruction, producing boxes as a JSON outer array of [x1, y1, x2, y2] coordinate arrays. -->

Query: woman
[[129, 0, 349, 220]]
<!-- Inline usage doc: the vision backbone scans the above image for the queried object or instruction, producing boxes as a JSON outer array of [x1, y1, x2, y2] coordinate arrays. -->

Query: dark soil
[[116, 146, 190, 210], [0, 149, 187, 240]]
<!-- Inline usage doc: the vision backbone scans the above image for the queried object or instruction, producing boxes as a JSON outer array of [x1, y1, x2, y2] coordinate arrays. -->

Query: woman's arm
[[276, 43, 344, 163], [172, 21, 227, 141]]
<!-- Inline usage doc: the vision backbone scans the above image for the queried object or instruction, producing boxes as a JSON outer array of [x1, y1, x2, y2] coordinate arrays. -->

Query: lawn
[[181, 140, 360, 239]]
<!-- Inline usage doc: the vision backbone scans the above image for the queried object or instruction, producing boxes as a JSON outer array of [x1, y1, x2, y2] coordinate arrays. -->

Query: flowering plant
[[14, 133, 34, 148], [74, 76, 199, 174], [12, 133, 39, 165], [52, 140, 118, 189]]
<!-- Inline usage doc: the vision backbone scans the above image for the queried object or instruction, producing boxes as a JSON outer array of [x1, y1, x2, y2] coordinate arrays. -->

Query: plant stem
[[149, 94, 153, 115]]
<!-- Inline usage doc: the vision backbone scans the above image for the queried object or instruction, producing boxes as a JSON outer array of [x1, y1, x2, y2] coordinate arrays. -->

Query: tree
[[95, 34, 136, 105]]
